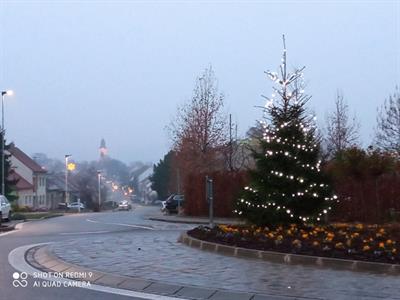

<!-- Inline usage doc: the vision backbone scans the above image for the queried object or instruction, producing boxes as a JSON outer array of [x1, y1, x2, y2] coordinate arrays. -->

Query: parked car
[[0, 195, 12, 222], [67, 202, 85, 210], [118, 200, 132, 211], [58, 202, 68, 210], [165, 194, 184, 214], [161, 201, 167, 212], [161, 194, 175, 213]]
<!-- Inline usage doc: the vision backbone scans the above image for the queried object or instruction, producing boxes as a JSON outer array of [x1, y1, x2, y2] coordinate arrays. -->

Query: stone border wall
[[179, 232, 400, 275]]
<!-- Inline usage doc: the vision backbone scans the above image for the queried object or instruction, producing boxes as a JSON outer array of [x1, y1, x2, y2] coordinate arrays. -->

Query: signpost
[[206, 176, 214, 227]]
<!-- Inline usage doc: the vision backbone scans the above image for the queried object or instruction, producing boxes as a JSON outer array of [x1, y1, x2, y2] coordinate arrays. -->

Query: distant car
[[67, 202, 85, 210], [118, 200, 132, 211], [165, 194, 184, 214], [0, 195, 11, 222]]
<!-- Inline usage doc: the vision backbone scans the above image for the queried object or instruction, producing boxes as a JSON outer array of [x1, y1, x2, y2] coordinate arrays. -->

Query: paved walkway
[[49, 227, 400, 300]]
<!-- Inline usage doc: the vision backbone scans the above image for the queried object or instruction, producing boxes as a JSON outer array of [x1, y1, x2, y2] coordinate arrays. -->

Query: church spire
[[99, 138, 108, 159]]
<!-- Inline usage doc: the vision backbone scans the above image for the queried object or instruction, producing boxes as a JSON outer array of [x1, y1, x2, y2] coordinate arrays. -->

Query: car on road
[[67, 202, 85, 210], [0, 195, 11, 222], [165, 194, 184, 214], [118, 200, 132, 211]]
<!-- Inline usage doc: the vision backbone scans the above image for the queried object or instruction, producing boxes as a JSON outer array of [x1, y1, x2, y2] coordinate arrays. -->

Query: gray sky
[[1, 1, 399, 163]]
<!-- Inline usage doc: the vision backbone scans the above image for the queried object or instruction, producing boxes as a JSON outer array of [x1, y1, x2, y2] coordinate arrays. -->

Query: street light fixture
[[65, 154, 71, 204], [1, 90, 13, 195]]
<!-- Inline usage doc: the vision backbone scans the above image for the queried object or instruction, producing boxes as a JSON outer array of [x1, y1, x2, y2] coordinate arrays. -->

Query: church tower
[[99, 138, 108, 159]]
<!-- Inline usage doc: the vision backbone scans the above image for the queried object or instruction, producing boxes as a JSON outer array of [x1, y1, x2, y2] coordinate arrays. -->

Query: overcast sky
[[1, 1, 399, 164]]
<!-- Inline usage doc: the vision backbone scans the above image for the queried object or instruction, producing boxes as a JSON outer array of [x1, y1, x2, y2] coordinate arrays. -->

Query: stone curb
[[0, 220, 25, 232], [179, 232, 400, 275], [26, 244, 317, 300], [148, 216, 244, 225]]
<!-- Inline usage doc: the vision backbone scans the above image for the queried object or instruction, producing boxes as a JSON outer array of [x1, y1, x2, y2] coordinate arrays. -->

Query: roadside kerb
[[148, 216, 244, 225], [26, 244, 314, 300], [179, 232, 400, 275], [0, 220, 25, 233]]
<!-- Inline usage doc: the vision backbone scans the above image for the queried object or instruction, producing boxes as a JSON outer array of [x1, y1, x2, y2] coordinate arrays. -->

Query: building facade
[[9, 144, 47, 209]]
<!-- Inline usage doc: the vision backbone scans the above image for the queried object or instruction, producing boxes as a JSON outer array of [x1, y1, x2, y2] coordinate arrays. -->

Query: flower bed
[[188, 223, 400, 264]]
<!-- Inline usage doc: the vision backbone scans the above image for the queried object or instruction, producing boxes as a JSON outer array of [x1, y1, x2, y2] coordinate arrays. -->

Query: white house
[[8, 144, 47, 209]]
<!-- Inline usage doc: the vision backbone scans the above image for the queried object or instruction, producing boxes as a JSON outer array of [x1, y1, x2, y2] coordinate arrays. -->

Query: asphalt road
[[0, 206, 166, 300]]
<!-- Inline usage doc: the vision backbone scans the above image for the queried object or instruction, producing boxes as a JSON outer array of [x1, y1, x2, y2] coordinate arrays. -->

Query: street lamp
[[65, 154, 71, 204], [1, 90, 13, 195], [97, 170, 102, 211]]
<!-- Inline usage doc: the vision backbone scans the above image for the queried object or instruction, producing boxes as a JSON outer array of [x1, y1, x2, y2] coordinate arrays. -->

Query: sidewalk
[[28, 244, 297, 300], [35, 229, 400, 300]]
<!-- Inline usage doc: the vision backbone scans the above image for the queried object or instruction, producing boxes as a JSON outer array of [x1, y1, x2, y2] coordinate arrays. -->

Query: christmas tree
[[236, 36, 336, 226]]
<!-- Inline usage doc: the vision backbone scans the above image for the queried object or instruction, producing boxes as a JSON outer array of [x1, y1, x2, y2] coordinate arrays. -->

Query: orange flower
[[355, 223, 363, 230], [386, 239, 393, 245], [302, 233, 309, 239], [378, 242, 385, 249]]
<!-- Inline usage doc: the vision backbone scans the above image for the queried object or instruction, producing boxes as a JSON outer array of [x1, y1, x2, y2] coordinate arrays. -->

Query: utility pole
[[97, 170, 102, 211], [206, 176, 214, 227], [177, 168, 181, 215], [64, 154, 71, 204]]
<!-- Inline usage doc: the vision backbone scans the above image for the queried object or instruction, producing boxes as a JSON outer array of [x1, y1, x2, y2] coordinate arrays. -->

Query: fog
[[1, 1, 398, 163]]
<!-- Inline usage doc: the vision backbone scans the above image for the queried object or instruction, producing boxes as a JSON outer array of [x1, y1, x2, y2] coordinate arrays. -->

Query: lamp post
[[65, 154, 71, 204], [97, 170, 101, 212], [1, 90, 13, 196]]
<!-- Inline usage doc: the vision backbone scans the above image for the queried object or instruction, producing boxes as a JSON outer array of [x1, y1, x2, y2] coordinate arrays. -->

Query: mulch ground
[[188, 223, 400, 264]]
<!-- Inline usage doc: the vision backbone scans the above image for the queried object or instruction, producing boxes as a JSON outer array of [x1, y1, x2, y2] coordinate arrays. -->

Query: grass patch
[[15, 212, 63, 220]]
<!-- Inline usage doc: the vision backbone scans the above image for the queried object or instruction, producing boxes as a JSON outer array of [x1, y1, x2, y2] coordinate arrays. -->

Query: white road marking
[[9, 244, 182, 300], [60, 231, 111, 235], [86, 219, 155, 230]]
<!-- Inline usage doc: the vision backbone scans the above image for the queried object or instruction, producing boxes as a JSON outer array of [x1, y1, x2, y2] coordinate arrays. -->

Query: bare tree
[[325, 91, 359, 157], [170, 66, 227, 172], [375, 86, 400, 155]]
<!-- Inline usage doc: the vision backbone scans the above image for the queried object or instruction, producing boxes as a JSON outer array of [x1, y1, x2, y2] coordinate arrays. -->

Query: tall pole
[[177, 168, 181, 214], [97, 171, 101, 211], [65, 155, 71, 204], [0, 90, 13, 196], [1, 93, 5, 195]]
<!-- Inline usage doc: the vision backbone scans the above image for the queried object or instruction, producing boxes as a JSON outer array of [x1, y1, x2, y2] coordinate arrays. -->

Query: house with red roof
[[8, 144, 47, 209]]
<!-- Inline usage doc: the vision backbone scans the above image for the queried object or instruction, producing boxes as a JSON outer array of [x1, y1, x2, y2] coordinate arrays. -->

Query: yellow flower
[[276, 235, 283, 241], [312, 241, 320, 247], [302, 233, 309, 239], [346, 239, 352, 247], [392, 248, 397, 254], [335, 242, 345, 249], [355, 223, 363, 230], [363, 245, 370, 251]]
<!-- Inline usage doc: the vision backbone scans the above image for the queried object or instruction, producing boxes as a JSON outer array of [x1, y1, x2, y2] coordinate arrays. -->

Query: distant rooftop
[[9, 144, 46, 173]]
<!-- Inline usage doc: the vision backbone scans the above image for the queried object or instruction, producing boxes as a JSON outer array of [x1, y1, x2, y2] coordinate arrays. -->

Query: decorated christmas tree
[[235, 36, 336, 226]]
